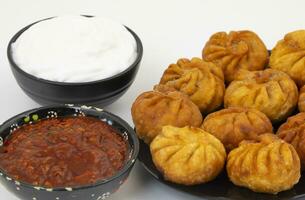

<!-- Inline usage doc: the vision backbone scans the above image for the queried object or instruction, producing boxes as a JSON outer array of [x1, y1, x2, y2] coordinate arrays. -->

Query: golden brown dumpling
[[150, 126, 226, 185], [159, 58, 225, 114], [227, 134, 300, 194], [131, 90, 202, 144], [270, 30, 305, 87], [299, 86, 305, 112], [224, 69, 298, 122], [277, 113, 305, 169], [201, 107, 273, 151], [202, 30, 268, 83]]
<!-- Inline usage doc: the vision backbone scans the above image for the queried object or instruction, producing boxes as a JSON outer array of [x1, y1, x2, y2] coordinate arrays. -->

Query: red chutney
[[0, 116, 128, 188]]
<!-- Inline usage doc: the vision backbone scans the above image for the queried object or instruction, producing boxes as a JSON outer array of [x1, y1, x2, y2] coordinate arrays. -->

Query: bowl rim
[[0, 104, 140, 191], [7, 15, 143, 86]]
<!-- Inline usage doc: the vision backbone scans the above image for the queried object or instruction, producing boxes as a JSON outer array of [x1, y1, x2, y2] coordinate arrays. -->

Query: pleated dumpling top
[[150, 126, 226, 185], [270, 30, 305, 87], [201, 107, 273, 151], [159, 57, 225, 114], [224, 69, 298, 122], [202, 30, 268, 83], [227, 134, 301, 194], [277, 112, 305, 169], [131, 90, 202, 144]]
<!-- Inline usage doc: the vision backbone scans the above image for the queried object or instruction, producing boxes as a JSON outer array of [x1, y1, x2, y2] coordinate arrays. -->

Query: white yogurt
[[12, 15, 138, 83]]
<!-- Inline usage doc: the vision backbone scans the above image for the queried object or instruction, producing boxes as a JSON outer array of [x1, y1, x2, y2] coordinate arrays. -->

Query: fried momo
[[202, 107, 273, 151], [159, 58, 225, 114], [227, 134, 301, 194], [299, 86, 305, 112], [277, 112, 305, 169], [150, 126, 226, 185], [224, 69, 298, 122], [270, 30, 305, 87], [202, 30, 268, 83], [131, 90, 202, 144]]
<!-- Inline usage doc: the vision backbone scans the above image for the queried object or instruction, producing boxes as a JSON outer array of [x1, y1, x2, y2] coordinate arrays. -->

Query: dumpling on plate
[[150, 126, 226, 185], [201, 107, 273, 151], [131, 90, 202, 144], [299, 86, 305, 112], [202, 30, 268, 83], [277, 112, 305, 169], [224, 69, 298, 122], [158, 57, 225, 114], [227, 134, 300, 194], [270, 30, 305, 87]]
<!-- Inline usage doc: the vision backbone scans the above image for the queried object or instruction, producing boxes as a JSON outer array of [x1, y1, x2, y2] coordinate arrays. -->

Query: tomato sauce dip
[[0, 116, 128, 188]]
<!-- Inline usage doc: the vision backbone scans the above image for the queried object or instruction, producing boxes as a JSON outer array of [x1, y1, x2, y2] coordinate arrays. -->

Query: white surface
[[12, 15, 137, 82], [0, 0, 304, 199]]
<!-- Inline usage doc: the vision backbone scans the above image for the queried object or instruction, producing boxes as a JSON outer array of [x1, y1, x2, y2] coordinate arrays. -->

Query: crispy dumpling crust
[[224, 69, 298, 122], [299, 86, 305, 112], [131, 90, 202, 144], [202, 30, 268, 83], [277, 112, 305, 169], [159, 58, 225, 114], [227, 134, 301, 194], [150, 126, 226, 185], [202, 107, 273, 151], [270, 30, 305, 87]]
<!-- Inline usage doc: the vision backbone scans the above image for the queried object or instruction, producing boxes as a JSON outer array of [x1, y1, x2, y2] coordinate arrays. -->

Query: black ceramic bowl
[[0, 105, 139, 200], [7, 16, 143, 106]]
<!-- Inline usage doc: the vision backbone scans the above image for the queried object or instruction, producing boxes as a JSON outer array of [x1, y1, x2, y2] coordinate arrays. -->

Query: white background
[[0, 0, 304, 199]]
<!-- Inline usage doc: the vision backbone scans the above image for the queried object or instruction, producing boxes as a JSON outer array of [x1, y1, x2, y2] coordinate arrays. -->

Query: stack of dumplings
[[131, 29, 305, 195]]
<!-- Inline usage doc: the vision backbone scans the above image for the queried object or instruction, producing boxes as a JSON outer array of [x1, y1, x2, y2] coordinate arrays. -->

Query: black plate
[[138, 139, 305, 200]]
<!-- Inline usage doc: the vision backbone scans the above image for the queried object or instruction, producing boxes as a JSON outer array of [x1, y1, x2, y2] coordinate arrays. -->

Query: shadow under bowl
[[7, 16, 143, 107], [0, 105, 139, 200]]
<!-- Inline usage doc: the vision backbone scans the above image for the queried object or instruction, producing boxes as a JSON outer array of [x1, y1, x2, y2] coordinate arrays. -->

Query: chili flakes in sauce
[[0, 116, 128, 188]]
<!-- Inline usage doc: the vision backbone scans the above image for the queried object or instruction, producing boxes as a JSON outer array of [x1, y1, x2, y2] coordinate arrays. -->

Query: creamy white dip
[[12, 15, 137, 83]]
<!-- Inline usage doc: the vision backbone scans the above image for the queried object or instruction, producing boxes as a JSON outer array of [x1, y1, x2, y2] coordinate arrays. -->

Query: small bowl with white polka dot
[[0, 105, 139, 200]]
